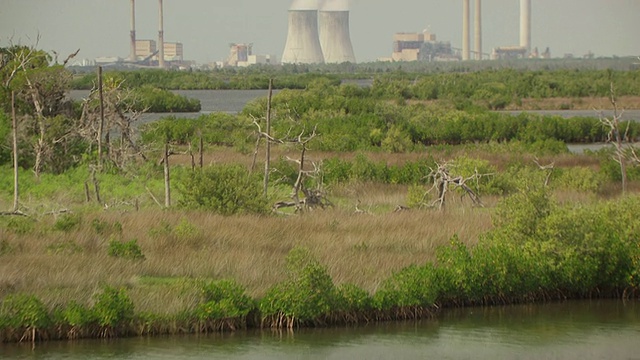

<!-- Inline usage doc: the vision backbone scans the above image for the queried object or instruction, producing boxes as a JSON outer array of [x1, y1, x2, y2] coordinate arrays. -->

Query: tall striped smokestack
[[520, 0, 531, 56], [462, 0, 470, 61], [319, 3, 356, 64], [158, 0, 165, 68], [282, 1, 325, 64], [130, 0, 136, 62], [474, 0, 482, 60]]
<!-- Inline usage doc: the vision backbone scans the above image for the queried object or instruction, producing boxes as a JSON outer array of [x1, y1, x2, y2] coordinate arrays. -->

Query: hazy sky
[[1, 0, 638, 64]]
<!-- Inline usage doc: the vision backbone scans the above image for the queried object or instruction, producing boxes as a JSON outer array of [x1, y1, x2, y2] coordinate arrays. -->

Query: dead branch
[[533, 157, 555, 187], [426, 161, 486, 210]]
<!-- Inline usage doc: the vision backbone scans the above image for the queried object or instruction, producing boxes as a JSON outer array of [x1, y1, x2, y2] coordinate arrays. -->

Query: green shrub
[[5, 217, 35, 235], [335, 284, 372, 313], [53, 213, 81, 232], [0, 294, 50, 330], [62, 301, 95, 328], [92, 286, 134, 329], [173, 218, 201, 240], [373, 264, 438, 310], [107, 238, 145, 260], [259, 247, 337, 326], [177, 164, 270, 215], [406, 184, 428, 209], [196, 280, 254, 320], [554, 167, 605, 193], [91, 219, 123, 236]]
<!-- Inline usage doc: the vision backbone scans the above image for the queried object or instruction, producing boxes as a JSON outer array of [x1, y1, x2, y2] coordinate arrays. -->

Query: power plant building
[[163, 42, 184, 61], [391, 32, 455, 62], [227, 43, 252, 67], [135, 40, 157, 60]]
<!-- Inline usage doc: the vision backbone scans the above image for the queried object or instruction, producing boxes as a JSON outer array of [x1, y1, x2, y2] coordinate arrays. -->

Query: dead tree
[[2, 41, 40, 214], [78, 76, 148, 171], [426, 161, 486, 210], [269, 126, 333, 213], [599, 83, 630, 194], [533, 157, 555, 187]]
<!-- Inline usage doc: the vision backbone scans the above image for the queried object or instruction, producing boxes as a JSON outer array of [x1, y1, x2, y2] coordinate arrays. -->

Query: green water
[[2, 300, 639, 360]]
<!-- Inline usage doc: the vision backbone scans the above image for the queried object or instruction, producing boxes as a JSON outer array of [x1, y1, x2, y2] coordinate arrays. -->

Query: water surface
[[2, 300, 639, 360]]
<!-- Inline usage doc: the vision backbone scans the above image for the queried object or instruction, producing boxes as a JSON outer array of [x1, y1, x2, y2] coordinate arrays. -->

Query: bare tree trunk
[[199, 134, 203, 169], [601, 83, 627, 194], [264, 79, 273, 197], [612, 93, 627, 194], [91, 166, 102, 204], [11, 91, 19, 213], [292, 146, 307, 211], [97, 66, 105, 170], [164, 142, 171, 208], [188, 141, 195, 171]]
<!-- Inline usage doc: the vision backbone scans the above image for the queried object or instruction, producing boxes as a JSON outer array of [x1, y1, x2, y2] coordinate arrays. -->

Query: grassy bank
[[1, 146, 640, 343]]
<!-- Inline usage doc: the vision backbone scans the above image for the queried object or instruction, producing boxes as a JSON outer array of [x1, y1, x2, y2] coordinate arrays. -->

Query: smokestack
[[520, 0, 531, 56], [319, 9, 356, 64], [129, 0, 136, 62], [158, 0, 165, 68], [462, 0, 470, 61], [282, 8, 325, 64], [474, 0, 482, 60]]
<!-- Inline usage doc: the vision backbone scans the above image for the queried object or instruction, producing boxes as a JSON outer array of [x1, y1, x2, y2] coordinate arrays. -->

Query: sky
[[1, 0, 639, 65]]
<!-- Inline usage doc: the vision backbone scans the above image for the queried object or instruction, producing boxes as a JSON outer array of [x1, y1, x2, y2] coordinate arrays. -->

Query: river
[[2, 300, 639, 359]]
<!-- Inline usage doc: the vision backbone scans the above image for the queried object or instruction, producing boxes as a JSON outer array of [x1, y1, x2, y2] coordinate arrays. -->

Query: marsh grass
[[1, 190, 492, 315], [1, 147, 638, 324]]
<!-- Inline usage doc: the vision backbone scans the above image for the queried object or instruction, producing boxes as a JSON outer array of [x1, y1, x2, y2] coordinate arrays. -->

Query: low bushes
[[176, 164, 270, 215]]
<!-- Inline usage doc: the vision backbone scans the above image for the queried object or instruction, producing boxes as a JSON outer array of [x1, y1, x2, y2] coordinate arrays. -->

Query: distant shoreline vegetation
[[71, 67, 640, 112]]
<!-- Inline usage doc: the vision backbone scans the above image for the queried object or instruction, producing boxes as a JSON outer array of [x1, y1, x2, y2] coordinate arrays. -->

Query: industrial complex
[[89, 0, 560, 69]]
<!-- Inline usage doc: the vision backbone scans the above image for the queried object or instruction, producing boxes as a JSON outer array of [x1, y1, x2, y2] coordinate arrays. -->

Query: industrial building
[[391, 31, 456, 62], [127, 0, 185, 67], [225, 43, 278, 67], [134, 40, 156, 60], [163, 42, 183, 62], [226, 43, 252, 67]]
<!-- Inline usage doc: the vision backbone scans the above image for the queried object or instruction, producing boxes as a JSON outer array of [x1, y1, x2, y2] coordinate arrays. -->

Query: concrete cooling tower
[[281, 10, 325, 64], [319, 10, 356, 64]]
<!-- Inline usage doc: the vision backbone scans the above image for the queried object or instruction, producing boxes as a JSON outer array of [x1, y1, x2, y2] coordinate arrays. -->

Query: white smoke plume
[[320, 0, 349, 11], [289, 0, 319, 10]]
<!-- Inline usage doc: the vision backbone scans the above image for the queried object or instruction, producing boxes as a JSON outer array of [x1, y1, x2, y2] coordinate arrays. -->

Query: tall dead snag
[[163, 142, 171, 208], [426, 161, 485, 210], [264, 79, 273, 197], [249, 79, 275, 196], [599, 83, 629, 194], [11, 91, 19, 213]]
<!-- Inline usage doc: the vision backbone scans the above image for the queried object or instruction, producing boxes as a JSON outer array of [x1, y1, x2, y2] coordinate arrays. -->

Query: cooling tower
[[520, 0, 531, 55], [158, 0, 165, 68], [130, 0, 136, 62], [462, 0, 470, 61], [319, 10, 356, 64], [282, 10, 325, 64], [474, 0, 482, 60]]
